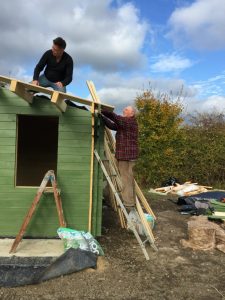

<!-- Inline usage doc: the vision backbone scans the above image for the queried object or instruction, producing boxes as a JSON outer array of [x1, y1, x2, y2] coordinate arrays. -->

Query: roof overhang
[[0, 75, 114, 113]]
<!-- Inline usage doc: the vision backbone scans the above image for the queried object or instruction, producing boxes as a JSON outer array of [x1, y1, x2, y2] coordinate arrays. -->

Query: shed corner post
[[88, 99, 95, 233]]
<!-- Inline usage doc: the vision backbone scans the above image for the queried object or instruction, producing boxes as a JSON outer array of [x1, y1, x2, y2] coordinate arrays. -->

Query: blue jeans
[[38, 74, 66, 93]]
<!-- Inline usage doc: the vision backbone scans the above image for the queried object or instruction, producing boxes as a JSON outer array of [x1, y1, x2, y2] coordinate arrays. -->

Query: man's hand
[[32, 80, 39, 86], [55, 82, 63, 88]]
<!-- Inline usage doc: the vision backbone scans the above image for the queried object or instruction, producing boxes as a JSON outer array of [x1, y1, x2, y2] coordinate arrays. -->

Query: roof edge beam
[[10, 80, 33, 104], [51, 91, 67, 112]]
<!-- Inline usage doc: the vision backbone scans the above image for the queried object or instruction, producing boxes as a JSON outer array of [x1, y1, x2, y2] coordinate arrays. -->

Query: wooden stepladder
[[94, 150, 157, 260], [10, 170, 66, 253]]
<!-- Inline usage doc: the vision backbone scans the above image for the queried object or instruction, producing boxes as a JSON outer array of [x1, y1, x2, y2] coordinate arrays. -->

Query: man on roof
[[32, 37, 73, 93]]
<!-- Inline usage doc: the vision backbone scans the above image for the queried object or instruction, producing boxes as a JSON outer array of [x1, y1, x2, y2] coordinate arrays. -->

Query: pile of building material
[[154, 182, 212, 197]]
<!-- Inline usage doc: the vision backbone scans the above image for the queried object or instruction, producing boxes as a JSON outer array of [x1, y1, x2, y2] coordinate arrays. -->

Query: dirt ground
[[1, 192, 225, 300]]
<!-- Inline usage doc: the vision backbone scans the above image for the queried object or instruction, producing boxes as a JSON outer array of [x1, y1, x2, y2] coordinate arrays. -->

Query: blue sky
[[0, 0, 225, 113]]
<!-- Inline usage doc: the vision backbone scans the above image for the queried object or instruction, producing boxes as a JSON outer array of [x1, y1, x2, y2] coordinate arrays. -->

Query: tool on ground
[[9, 170, 66, 253]]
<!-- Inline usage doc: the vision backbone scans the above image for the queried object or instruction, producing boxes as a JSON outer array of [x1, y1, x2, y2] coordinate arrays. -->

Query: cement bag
[[57, 227, 104, 256]]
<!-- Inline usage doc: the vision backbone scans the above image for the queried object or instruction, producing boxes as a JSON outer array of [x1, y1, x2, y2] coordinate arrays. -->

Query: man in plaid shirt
[[101, 106, 138, 209]]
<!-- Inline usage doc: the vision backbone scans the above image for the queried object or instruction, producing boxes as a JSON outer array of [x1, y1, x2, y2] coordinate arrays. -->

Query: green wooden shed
[[0, 76, 113, 238]]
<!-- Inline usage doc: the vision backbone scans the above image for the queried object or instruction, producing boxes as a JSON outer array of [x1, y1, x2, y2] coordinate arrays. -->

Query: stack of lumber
[[154, 182, 213, 197]]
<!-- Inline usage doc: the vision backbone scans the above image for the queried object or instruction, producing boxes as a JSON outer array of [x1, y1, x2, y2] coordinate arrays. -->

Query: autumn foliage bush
[[135, 90, 225, 189]]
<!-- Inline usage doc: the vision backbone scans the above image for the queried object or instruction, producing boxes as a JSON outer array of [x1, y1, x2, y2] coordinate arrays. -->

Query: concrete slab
[[0, 239, 64, 257]]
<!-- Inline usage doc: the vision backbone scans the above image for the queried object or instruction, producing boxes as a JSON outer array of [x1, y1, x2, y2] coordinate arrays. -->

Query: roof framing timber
[[0, 75, 114, 113], [10, 80, 33, 104]]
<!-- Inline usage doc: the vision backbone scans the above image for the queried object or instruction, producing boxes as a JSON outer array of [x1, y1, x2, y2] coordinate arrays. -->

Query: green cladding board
[[0, 88, 104, 237]]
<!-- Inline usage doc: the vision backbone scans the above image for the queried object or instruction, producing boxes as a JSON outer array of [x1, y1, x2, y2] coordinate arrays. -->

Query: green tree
[[182, 112, 225, 186], [135, 90, 185, 187]]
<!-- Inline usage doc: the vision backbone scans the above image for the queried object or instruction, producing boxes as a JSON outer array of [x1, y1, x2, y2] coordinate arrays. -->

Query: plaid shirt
[[102, 111, 139, 160]]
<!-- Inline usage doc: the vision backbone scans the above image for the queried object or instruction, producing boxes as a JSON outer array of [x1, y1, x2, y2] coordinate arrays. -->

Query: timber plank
[[0, 177, 14, 185], [57, 163, 90, 171], [0, 146, 15, 153], [0, 161, 15, 168], [60, 116, 91, 125], [0, 130, 16, 138], [61, 109, 91, 117], [58, 178, 90, 185], [0, 202, 89, 211], [0, 138, 16, 145], [0, 106, 61, 115], [58, 140, 91, 147], [0, 122, 15, 130], [58, 131, 91, 139], [0, 191, 90, 200], [59, 124, 91, 133], [0, 114, 16, 121], [57, 155, 91, 163], [0, 169, 14, 176], [0, 96, 29, 107], [57, 147, 92, 155], [0, 153, 15, 161], [58, 171, 91, 179]]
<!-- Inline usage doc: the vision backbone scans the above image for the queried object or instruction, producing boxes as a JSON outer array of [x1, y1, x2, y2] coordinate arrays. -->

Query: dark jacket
[[33, 50, 73, 86]]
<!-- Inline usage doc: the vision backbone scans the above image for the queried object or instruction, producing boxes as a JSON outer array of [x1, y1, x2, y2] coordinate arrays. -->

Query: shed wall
[[0, 88, 103, 237]]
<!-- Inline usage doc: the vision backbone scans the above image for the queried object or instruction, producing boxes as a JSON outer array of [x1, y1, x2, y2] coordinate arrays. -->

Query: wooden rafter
[[10, 80, 33, 104], [51, 91, 67, 112], [0, 75, 114, 113]]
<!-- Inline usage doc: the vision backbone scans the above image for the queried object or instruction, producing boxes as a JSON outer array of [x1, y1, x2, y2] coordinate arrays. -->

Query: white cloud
[[87, 72, 197, 113], [0, 0, 149, 76], [151, 53, 194, 73], [182, 72, 225, 112], [191, 72, 225, 98], [87, 70, 225, 114], [0, 60, 32, 82], [184, 95, 225, 113], [168, 0, 225, 50]]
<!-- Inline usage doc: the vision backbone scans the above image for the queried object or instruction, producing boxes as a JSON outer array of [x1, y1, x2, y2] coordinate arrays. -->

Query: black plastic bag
[[36, 248, 97, 283], [161, 177, 180, 187], [0, 248, 97, 287]]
